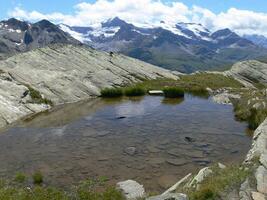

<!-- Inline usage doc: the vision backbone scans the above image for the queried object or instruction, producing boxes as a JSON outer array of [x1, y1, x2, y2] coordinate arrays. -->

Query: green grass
[[32, 171, 43, 185], [128, 73, 243, 98], [124, 87, 146, 97], [27, 86, 53, 106], [100, 88, 123, 98], [231, 88, 267, 130], [14, 172, 27, 183], [163, 87, 184, 98], [0, 176, 125, 200], [247, 108, 267, 130], [186, 165, 252, 200]]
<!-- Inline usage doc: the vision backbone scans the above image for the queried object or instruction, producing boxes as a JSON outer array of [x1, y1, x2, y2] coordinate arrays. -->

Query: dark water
[[0, 95, 251, 192]]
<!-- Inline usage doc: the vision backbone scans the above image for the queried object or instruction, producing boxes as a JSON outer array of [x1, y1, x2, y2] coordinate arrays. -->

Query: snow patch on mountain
[[59, 24, 90, 43], [90, 26, 120, 38]]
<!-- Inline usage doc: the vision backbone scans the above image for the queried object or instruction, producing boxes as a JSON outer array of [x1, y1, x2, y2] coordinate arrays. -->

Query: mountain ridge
[[60, 17, 267, 73]]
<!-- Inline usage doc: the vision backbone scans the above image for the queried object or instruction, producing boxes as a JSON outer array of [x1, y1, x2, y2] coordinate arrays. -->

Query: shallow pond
[[0, 95, 251, 192]]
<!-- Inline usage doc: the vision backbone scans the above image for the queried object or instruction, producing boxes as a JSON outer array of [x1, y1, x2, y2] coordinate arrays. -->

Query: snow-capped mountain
[[61, 17, 267, 73], [244, 34, 267, 48], [0, 18, 80, 59]]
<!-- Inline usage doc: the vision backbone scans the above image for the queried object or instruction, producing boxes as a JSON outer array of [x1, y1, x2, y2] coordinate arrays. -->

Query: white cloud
[[7, 0, 267, 37]]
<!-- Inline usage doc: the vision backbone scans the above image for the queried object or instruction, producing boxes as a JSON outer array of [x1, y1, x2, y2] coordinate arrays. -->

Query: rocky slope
[[0, 18, 80, 59], [61, 17, 267, 73], [0, 44, 178, 129], [225, 60, 267, 87]]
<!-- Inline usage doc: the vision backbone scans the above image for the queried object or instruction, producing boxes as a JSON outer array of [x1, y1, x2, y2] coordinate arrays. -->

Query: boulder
[[117, 180, 145, 200]]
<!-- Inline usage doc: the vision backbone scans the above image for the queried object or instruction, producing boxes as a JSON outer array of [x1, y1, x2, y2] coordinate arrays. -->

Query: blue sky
[[1, 0, 267, 36], [0, 0, 266, 20]]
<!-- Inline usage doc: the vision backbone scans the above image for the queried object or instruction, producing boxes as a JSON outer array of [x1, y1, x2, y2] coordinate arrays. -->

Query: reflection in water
[[0, 95, 251, 192], [161, 97, 185, 105]]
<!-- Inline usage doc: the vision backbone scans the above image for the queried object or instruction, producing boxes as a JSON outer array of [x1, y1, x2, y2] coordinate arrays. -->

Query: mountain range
[[60, 17, 267, 73], [0, 17, 267, 73], [0, 18, 80, 59]]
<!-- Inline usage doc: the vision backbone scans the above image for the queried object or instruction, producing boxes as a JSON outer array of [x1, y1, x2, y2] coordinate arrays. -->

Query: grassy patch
[[128, 73, 243, 98], [27, 86, 53, 106], [248, 108, 267, 130], [76, 178, 125, 200], [0, 176, 125, 200], [124, 87, 146, 97], [163, 87, 184, 98], [32, 171, 43, 185], [231, 89, 267, 129], [14, 172, 27, 183], [100, 88, 123, 98], [186, 165, 252, 200]]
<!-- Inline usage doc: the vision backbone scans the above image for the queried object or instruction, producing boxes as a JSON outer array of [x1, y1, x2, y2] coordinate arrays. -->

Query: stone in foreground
[[117, 180, 145, 200], [146, 193, 188, 200]]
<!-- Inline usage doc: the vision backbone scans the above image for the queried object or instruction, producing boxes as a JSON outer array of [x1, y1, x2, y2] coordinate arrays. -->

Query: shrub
[[163, 87, 184, 98], [14, 172, 27, 183], [248, 108, 267, 130], [187, 165, 252, 200], [32, 171, 43, 185], [124, 87, 146, 97], [27, 85, 53, 106], [101, 88, 123, 98]]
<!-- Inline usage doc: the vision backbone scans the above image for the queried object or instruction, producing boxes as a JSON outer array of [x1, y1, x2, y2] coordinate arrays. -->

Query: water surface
[[0, 95, 251, 192]]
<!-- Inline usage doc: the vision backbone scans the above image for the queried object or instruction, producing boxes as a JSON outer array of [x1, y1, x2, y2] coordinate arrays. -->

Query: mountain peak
[[1, 18, 29, 31], [102, 17, 128, 27]]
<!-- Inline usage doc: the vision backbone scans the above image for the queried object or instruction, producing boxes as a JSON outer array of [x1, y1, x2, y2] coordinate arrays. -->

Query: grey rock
[[239, 178, 253, 200], [255, 166, 267, 194], [212, 92, 240, 105], [251, 192, 266, 200], [166, 158, 188, 166], [188, 167, 213, 187], [225, 60, 267, 88], [124, 147, 137, 156], [146, 193, 188, 200], [218, 162, 226, 169], [117, 180, 145, 200], [260, 154, 267, 169], [246, 119, 267, 162]]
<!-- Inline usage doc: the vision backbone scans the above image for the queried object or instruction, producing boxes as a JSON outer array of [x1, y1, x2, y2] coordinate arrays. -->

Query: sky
[[1, 0, 267, 36]]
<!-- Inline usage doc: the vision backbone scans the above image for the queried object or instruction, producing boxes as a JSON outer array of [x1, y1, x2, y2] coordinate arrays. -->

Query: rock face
[[117, 180, 146, 200], [0, 44, 178, 128], [246, 118, 267, 199], [225, 60, 267, 87]]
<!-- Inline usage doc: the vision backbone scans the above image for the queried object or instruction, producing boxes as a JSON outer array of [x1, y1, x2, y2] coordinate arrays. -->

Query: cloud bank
[[8, 0, 267, 36]]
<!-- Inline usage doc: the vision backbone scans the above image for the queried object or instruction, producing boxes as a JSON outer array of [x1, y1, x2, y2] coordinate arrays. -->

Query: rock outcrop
[[246, 119, 267, 198], [0, 44, 178, 128], [225, 60, 267, 88], [117, 180, 146, 200]]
